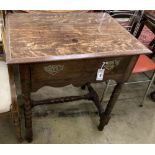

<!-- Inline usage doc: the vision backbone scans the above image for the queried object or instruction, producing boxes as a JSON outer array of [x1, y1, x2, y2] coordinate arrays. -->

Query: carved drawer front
[[30, 57, 130, 89]]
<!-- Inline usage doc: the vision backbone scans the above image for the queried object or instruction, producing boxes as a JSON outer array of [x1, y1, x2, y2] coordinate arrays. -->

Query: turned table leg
[[24, 95, 33, 142], [19, 64, 33, 142], [98, 83, 123, 131]]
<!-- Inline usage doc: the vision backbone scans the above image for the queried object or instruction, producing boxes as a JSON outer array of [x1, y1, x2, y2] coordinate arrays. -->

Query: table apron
[[26, 57, 134, 92]]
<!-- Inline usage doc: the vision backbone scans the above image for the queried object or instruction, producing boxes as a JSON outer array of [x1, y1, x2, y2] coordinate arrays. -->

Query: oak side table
[[2, 12, 151, 142]]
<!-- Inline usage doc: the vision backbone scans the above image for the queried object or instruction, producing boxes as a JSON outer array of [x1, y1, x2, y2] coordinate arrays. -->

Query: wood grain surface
[[4, 12, 151, 64], [23, 10, 89, 13], [145, 10, 155, 17]]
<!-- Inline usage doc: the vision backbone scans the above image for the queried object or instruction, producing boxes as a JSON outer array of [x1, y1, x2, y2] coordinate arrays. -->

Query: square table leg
[[98, 83, 123, 130]]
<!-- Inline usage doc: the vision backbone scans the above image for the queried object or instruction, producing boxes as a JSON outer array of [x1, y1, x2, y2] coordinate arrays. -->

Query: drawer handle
[[44, 65, 64, 75], [104, 60, 120, 71]]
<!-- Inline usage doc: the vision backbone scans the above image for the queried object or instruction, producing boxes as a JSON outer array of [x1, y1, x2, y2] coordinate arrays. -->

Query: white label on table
[[96, 68, 105, 81]]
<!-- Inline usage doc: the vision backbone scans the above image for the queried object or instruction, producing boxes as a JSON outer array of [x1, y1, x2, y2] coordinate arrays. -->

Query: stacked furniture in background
[[101, 10, 155, 107]]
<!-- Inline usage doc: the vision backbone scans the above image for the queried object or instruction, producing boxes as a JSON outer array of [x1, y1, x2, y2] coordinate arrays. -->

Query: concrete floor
[[0, 72, 155, 144]]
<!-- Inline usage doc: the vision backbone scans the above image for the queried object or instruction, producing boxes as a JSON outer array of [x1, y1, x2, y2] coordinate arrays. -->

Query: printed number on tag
[[96, 69, 105, 81]]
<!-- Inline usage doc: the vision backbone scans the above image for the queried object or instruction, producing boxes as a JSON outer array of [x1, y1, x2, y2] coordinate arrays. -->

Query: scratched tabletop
[[4, 12, 151, 64]]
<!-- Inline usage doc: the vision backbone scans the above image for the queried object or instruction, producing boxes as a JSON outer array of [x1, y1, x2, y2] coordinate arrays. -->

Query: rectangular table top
[[4, 12, 151, 64]]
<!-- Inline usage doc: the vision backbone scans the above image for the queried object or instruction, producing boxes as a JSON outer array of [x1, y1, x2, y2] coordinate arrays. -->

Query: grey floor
[[0, 71, 155, 144]]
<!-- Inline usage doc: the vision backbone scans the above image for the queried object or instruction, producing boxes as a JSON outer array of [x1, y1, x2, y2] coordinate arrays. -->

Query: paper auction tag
[[96, 68, 105, 81]]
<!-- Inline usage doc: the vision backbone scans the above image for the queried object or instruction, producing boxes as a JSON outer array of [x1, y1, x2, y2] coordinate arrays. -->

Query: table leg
[[86, 83, 104, 115], [98, 83, 123, 131], [19, 65, 32, 142], [12, 111, 23, 142], [24, 95, 33, 142]]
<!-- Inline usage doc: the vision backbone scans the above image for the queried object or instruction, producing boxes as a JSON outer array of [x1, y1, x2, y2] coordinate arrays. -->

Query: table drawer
[[30, 57, 130, 90]]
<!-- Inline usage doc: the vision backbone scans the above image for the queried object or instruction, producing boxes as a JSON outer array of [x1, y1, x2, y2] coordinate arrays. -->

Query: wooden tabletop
[[145, 10, 155, 17], [4, 12, 151, 64]]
